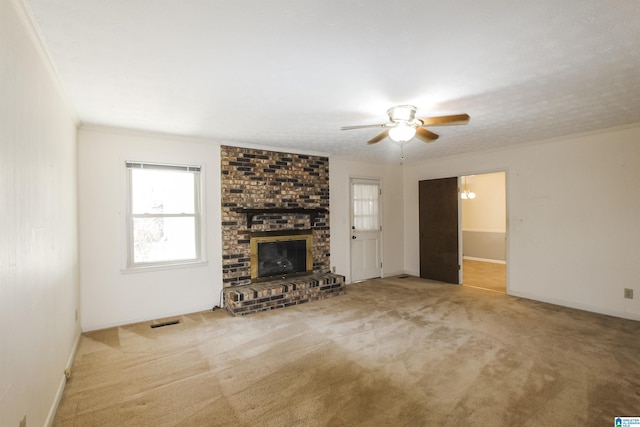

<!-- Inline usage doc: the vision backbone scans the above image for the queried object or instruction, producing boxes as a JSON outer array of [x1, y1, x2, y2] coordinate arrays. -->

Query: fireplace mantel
[[236, 208, 328, 228]]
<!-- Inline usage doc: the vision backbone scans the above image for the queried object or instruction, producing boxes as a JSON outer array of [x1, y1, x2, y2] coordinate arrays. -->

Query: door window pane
[[353, 182, 380, 231]]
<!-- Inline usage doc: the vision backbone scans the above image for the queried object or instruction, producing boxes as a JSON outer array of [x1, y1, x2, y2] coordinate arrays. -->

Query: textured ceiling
[[25, 0, 640, 163]]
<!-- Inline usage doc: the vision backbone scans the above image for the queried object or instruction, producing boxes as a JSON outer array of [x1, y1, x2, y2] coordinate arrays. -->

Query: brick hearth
[[225, 273, 345, 316]]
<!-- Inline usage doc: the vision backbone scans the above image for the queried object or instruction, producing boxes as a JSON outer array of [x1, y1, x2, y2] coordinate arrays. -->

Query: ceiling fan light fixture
[[388, 122, 417, 142], [341, 106, 469, 155]]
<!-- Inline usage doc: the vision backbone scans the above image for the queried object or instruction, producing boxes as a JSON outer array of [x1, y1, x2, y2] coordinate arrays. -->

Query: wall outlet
[[332, 266, 336, 273], [624, 288, 634, 299]]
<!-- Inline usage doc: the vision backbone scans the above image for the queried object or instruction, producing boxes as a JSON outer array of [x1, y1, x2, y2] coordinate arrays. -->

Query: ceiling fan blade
[[418, 114, 470, 127], [416, 127, 440, 142], [341, 123, 387, 131], [367, 130, 389, 145]]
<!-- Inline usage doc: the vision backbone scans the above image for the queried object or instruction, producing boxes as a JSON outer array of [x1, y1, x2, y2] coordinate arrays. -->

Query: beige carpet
[[55, 276, 640, 426]]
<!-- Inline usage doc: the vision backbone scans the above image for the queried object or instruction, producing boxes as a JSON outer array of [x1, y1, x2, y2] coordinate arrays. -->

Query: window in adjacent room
[[126, 161, 203, 269]]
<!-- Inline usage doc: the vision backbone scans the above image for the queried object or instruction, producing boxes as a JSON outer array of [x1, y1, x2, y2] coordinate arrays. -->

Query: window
[[352, 180, 380, 231], [126, 161, 202, 268]]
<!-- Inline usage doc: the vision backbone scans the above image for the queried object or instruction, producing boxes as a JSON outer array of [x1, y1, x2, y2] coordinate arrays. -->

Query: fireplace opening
[[250, 230, 313, 282]]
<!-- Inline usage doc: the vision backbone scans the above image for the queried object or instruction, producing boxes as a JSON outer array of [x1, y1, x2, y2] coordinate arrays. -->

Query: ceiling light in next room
[[461, 176, 476, 200]]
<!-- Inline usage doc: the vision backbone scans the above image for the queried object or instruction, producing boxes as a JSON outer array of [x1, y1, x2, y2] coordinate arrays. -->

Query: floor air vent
[[150, 320, 180, 329]]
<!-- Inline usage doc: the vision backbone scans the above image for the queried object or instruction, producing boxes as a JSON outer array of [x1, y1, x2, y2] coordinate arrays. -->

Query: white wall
[[403, 125, 640, 321], [78, 126, 223, 331], [0, 0, 81, 425], [330, 158, 404, 282]]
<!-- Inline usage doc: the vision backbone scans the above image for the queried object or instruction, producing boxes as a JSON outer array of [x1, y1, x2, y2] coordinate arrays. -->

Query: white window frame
[[125, 161, 204, 271]]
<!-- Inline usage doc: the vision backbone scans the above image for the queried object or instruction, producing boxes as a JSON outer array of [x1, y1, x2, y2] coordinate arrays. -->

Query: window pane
[[353, 183, 379, 231], [131, 169, 195, 214], [133, 217, 196, 263]]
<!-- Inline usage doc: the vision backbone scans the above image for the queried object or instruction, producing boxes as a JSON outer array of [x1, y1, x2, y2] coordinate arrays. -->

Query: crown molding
[[10, 0, 80, 125]]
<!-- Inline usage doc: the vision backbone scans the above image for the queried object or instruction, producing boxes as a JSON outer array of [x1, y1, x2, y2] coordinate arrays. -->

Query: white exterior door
[[350, 178, 382, 282]]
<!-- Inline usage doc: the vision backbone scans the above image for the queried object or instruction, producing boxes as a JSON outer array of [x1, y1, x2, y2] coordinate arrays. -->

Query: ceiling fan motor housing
[[388, 105, 417, 123]]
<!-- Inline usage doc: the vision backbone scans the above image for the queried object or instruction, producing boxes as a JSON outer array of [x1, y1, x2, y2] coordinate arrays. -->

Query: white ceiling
[[26, 0, 640, 163]]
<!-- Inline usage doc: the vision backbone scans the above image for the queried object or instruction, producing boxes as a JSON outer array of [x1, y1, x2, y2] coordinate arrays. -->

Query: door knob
[[352, 235, 356, 239]]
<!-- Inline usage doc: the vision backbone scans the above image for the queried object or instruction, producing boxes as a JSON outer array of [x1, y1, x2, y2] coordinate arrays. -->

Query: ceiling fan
[[341, 105, 470, 145]]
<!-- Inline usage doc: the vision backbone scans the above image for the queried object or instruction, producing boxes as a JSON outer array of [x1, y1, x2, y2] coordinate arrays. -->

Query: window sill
[[121, 260, 208, 274]]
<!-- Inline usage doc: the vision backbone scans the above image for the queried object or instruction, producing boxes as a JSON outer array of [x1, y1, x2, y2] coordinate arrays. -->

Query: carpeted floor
[[55, 276, 640, 426]]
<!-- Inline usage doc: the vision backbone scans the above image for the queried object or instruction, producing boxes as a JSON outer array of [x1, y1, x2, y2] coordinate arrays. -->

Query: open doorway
[[460, 172, 507, 293]]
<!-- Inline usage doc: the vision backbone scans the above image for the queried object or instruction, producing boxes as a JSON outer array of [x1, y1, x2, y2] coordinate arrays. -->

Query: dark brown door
[[419, 177, 460, 284]]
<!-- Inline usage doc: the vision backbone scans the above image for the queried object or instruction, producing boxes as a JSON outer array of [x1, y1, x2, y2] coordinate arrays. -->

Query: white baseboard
[[508, 290, 640, 322], [382, 270, 406, 278], [46, 330, 82, 427], [463, 256, 506, 264]]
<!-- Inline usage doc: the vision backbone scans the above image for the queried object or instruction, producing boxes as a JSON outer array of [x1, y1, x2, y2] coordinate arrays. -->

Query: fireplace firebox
[[250, 230, 313, 282]]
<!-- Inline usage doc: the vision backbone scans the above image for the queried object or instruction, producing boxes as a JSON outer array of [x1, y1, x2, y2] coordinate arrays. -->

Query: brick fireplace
[[220, 146, 344, 315]]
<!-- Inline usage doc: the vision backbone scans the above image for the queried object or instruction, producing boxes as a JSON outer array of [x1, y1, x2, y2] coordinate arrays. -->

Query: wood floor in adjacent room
[[55, 276, 640, 426], [463, 258, 506, 293]]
